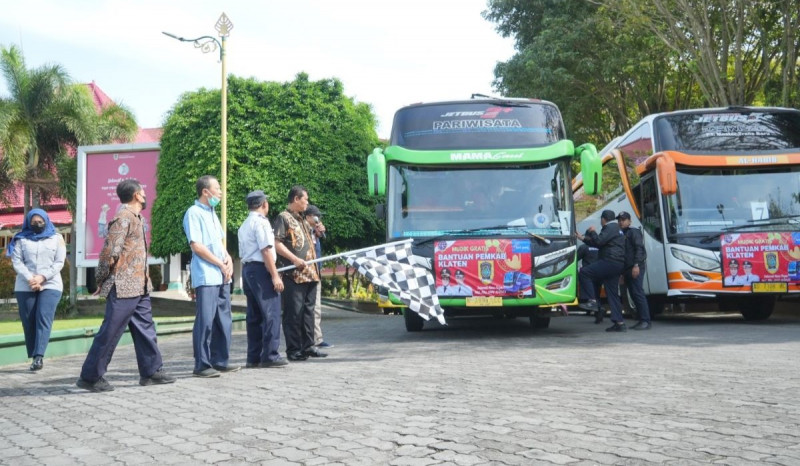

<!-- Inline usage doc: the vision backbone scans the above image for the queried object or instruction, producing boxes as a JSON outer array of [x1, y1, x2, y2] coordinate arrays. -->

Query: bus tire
[[404, 309, 425, 332], [530, 316, 550, 329], [740, 297, 775, 321]]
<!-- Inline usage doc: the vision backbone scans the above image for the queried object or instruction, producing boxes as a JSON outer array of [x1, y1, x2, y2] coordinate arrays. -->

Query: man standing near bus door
[[617, 211, 651, 330], [304, 205, 332, 349], [575, 210, 627, 332]]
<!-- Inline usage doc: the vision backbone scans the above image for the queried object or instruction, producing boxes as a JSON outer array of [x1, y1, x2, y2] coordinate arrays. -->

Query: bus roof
[[395, 97, 557, 111]]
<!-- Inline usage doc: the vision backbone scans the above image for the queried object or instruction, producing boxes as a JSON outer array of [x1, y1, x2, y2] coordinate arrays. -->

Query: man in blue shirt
[[183, 175, 238, 377]]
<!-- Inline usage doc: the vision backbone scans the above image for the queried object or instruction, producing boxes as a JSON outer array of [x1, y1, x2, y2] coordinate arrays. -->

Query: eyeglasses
[[30, 222, 45, 227], [743, 264, 752, 268]]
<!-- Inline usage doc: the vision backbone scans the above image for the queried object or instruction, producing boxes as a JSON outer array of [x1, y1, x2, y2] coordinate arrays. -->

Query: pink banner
[[84, 150, 159, 261], [434, 239, 533, 297], [720, 232, 800, 286]]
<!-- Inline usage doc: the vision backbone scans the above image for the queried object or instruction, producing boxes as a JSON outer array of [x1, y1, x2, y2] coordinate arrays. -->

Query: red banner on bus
[[433, 239, 533, 297], [720, 232, 800, 287]]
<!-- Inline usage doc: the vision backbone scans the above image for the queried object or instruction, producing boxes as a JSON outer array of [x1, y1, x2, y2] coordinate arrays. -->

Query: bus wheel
[[404, 309, 425, 332], [740, 297, 775, 321], [530, 316, 550, 329]]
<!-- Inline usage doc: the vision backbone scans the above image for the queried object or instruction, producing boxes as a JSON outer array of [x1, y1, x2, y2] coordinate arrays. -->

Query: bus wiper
[[416, 225, 551, 246], [699, 216, 800, 243], [746, 214, 800, 223]]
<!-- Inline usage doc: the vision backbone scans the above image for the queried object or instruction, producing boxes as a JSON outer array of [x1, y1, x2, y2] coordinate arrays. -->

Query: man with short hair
[[238, 190, 287, 368], [304, 205, 332, 349], [617, 211, 651, 330], [452, 270, 474, 296], [724, 259, 745, 286], [183, 175, 239, 377], [576, 209, 627, 332], [436, 268, 453, 295], [741, 260, 760, 285], [77, 179, 175, 392], [274, 185, 327, 361]]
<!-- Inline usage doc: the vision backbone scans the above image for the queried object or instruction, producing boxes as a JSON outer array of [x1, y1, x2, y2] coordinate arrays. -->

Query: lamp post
[[163, 13, 233, 245]]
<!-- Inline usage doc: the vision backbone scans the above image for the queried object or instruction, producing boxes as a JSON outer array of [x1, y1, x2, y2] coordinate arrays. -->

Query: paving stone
[[1, 305, 799, 465]]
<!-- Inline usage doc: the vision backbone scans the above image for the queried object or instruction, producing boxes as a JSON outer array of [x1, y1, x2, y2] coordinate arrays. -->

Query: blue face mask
[[209, 196, 221, 208]]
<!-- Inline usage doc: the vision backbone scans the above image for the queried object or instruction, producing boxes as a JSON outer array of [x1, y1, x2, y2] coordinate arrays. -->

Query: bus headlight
[[535, 250, 573, 278], [670, 248, 719, 271]]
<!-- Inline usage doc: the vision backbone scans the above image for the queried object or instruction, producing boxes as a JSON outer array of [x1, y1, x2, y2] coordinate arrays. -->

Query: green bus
[[367, 98, 602, 331]]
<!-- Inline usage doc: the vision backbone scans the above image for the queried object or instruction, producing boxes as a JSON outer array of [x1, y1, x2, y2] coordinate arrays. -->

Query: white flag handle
[[276, 238, 414, 273]]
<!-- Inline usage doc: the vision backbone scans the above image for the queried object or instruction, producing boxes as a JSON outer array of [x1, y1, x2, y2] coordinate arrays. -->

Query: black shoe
[[76, 377, 115, 392], [140, 368, 176, 386], [30, 356, 43, 371], [287, 352, 308, 361], [245, 362, 260, 368], [578, 300, 599, 313], [631, 321, 652, 330], [212, 365, 241, 373], [593, 309, 604, 324], [606, 322, 627, 332], [303, 347, 328, 358], [193, 367, 221, 378], [259, 359, 289, 368]]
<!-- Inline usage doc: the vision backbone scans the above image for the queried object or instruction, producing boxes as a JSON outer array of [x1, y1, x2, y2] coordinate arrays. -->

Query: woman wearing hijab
[[7, 209, 67, 371]]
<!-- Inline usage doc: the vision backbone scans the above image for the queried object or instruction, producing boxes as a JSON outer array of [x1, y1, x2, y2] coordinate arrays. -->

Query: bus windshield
[[655, 110, 800, 152], [390, 101, 566, 150], [387, 162, 573, 238], [665, 166, 800, 235]]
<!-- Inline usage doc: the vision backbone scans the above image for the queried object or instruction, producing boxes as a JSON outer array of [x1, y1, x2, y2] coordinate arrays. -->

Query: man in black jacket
[[576, 209, 627, 332], [618, 211, 651, 330]]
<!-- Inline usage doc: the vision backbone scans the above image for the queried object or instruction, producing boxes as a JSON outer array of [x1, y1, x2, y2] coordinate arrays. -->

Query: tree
[[484, 0, 799, 144], [484, 0, 702, 144], [1, 44, 138, 313], [0, 44, 138, 214], [151, 73, 384, 260], [610, 0, 799, 107]]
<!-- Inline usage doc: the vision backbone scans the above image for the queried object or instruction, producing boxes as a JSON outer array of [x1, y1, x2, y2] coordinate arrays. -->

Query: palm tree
[[1, 44, 139, 313], [0, 44, 138, 214]]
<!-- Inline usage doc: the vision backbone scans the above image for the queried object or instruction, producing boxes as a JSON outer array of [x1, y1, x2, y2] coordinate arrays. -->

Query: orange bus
[[574, 107, 800, 320]]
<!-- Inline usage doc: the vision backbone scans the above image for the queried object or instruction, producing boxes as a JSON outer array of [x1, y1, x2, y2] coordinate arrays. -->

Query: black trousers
[[80, 287, 162, 382], [281, 277, 317, 355], [623, 263, 651, 322]]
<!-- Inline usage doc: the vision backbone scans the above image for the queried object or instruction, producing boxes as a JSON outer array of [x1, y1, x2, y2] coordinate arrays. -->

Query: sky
[[0, 0, 516, 139]]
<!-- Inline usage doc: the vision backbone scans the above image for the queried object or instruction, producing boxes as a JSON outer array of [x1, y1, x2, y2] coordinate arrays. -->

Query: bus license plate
[[465, 297, 503, 307], [752, 282, 787, 293]]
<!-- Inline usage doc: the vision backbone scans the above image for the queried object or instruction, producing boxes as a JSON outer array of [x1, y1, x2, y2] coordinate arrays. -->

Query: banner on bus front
[[720, 232, 800, 290], [433, 239, 533, 298]]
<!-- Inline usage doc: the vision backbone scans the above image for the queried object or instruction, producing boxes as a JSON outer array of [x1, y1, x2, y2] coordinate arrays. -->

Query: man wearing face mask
[[77, 179, 175, 392], [183, 175, 238, 378]]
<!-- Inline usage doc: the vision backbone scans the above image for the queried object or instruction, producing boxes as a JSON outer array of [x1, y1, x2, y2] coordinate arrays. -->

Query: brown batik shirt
[[96, 206, 153, 298], [274, 208, 319, 284]]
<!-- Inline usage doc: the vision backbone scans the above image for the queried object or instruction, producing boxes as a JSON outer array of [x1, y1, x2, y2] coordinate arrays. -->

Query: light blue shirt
[[237, 211, 276, 265], [183, 200, 226, 287]]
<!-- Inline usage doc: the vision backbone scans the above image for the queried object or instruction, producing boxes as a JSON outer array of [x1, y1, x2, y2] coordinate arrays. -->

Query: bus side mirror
[[375, 203, 386, 220], [576, 143, 602, 195], [655, 154, 677, 195], [367, 148, 387, 196]]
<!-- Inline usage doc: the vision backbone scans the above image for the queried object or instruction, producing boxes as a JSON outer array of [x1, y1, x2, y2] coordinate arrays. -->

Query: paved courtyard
[[1, 303, 799, 465]]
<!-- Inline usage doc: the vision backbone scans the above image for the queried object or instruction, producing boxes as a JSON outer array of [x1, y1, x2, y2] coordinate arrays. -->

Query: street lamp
[[163, 13, 233, 245]]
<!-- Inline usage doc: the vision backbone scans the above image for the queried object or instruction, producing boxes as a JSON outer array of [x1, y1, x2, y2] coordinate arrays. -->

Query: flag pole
[[276, 238, 414, 273]]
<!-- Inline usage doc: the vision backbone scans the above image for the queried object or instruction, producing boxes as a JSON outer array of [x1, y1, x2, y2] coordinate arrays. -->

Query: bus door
[[632, 172, 669, 295]]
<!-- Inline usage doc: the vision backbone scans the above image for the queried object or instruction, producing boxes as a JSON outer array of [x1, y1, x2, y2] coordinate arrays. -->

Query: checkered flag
[[346, 241, 446, 325]]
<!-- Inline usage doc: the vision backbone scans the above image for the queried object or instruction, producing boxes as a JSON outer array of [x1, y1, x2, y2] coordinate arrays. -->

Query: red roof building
[[0, 82, 161, 236]]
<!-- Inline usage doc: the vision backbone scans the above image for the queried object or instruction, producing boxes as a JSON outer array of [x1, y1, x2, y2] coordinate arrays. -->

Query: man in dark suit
[[576, 209, 627, 332]]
